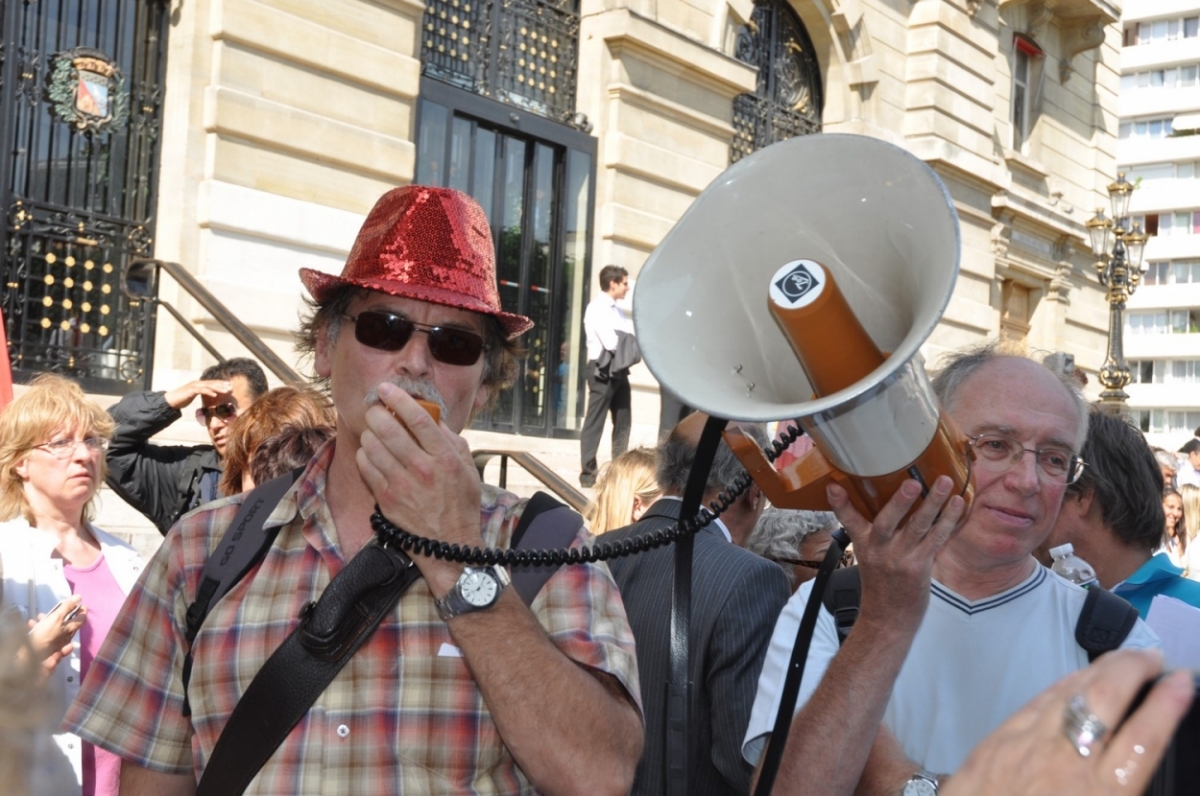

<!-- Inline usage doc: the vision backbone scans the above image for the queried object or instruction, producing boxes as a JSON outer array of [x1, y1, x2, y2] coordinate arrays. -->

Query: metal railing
[[473, 449, 588, 513], [122, 258, 304, 386]]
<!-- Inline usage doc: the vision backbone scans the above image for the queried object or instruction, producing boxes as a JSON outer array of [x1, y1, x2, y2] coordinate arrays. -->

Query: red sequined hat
[[300, 186, 533, 339]]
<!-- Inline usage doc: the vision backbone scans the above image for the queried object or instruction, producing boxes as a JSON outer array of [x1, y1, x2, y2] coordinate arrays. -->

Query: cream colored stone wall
[[150, 0, 422, 387]]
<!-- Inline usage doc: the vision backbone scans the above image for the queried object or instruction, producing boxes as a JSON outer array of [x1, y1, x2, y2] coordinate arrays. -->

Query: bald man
[[744, 344, 1158, 796]]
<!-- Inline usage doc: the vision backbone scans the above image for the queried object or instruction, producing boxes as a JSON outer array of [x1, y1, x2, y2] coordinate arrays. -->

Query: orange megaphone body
[[723, 259, 973, 519]]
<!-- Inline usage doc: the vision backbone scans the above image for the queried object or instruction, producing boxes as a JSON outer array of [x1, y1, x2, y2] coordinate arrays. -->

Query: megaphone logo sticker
[[770, 259, 826, 308]]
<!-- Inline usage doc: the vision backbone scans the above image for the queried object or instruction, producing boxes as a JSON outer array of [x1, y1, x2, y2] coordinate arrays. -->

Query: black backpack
[[820, 566, 1139, 663]]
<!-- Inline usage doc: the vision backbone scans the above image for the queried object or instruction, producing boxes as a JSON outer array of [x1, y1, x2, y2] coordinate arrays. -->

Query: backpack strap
[[820, 566, 862, 646], [1075, 586, 1139, 663], [181, 469, 302, 715], [509, 491, 582, 605]]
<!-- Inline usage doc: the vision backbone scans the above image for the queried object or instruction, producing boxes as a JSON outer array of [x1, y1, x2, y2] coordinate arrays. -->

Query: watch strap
[[435, 566, 509, 621], [903, 769, 939, 795]]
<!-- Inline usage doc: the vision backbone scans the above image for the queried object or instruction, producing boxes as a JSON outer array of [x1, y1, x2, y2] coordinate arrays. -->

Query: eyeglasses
[[346, 311, 486, 367], [966, 432, 1086, 485], [195, 403, 239, 426], [34, 437, 109, 458], [775, 549, 854, 570]]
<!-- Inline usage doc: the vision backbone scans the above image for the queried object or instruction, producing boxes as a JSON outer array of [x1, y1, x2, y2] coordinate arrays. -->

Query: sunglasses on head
[[347, 310, 486, 367], [195, 403, 238, 425]]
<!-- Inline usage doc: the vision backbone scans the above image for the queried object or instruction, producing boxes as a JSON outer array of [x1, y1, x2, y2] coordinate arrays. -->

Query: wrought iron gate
[[731, 0, 823, 162], [1, 0, 170, 392]]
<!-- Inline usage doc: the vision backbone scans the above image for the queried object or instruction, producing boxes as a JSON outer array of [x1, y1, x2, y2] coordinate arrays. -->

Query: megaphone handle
[[722, 429, 874, 517]]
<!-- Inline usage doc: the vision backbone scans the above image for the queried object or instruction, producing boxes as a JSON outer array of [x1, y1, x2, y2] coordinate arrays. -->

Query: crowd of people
[[0, 183, 1196, 796]]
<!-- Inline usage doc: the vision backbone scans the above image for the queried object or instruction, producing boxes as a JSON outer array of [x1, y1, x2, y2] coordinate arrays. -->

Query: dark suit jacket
[[603, 499, 790, 796]]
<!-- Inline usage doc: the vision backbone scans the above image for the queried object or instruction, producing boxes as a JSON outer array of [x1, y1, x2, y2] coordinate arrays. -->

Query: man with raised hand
[[105, 357, 268, 534], [743, 344, 1157, 796]]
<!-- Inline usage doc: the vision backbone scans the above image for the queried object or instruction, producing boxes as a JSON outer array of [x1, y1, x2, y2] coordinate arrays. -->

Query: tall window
[[1012, 35, 1043, 152], [1000, 280, 1033, 343], [1127, 310, 1200, 335], [415, 87, 596, 437], [1, 0, 171, 392], [730, 0, 823, 162], [1131, 409, 1200, 435], [417, 0, 593, 437]]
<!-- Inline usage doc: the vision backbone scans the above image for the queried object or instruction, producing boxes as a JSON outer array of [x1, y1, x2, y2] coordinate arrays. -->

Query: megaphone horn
[[633, 134, 974, 518]]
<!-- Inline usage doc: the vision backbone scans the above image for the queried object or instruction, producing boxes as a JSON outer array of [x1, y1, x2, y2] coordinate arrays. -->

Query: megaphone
[[633, 134, 973, 518]]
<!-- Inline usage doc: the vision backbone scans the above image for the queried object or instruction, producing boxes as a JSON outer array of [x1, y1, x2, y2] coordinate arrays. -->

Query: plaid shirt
[[66, 442, 640, 793]]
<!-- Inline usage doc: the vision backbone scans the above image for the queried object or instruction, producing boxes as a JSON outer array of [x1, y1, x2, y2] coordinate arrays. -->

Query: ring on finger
[[1063, 693, 1107, 758]]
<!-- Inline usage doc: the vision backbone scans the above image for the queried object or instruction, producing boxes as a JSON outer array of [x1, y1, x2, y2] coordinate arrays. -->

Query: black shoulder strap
[[1075, 586, 1139, 663], [666, 414, 728, 796], [196, 543, 421, 796], [820, 566, 862, 645], [181, 469, 302, 715]]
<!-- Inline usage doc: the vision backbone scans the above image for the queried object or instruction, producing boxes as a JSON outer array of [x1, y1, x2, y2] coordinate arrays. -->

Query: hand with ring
[[942, 649, 1194, 795]]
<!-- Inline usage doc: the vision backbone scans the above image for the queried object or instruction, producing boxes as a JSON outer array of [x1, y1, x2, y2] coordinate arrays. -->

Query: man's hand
[[750, 478, 966, 796], [163, 380, 233, 410], [827, 475, 965, 634], [356, 381, 483, 594], [944, 649, 1193, 796]]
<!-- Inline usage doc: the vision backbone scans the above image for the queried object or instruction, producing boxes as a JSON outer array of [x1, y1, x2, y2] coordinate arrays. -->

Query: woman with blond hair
[[584, 447, 660, 536], [1181, 484, 1200, 581], [0, 374, 144, 795], [217, 386, 335, 495]]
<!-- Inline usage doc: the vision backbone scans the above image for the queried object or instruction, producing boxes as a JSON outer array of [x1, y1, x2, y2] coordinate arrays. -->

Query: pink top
[[64, 555, 126, 796]]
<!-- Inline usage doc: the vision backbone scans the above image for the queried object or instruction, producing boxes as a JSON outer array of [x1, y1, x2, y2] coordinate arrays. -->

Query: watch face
[[903, 778, 936, 796], [460, 569, 499, 607]]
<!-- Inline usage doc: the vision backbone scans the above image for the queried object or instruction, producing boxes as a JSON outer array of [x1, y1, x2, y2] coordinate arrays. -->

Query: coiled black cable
[[371, 422, 805, 566]]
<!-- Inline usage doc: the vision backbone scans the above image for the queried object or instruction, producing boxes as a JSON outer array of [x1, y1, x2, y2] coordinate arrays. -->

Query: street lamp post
[[1086, 173, 1149, 412]]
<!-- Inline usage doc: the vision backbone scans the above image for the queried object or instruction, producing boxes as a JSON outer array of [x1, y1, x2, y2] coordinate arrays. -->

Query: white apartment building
[[1120, 2, 1200, 450]]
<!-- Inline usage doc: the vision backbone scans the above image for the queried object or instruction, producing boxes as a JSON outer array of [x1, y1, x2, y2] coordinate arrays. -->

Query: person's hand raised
[[827, 475, 965, 632], [163, 379, 234, 410], [357, 382, 484, 595]]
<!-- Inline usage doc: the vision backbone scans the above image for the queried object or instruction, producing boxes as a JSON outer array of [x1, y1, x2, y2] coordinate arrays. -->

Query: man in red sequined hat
[[68, 186, 644, 794]]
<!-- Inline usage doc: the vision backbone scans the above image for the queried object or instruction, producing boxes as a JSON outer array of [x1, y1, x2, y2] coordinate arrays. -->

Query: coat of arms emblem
[[47, 47, 129, 132]]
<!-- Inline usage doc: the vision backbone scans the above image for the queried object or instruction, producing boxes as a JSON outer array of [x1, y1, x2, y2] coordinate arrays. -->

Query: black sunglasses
[[347, 311, 486, 367], [195, 403, 238, 425], [775, 549, 854, 570]]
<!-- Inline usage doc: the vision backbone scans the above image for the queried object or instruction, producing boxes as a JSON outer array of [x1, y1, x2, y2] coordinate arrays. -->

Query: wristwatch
[[902, 770, 939, 796], [435, 566, 510, 621]]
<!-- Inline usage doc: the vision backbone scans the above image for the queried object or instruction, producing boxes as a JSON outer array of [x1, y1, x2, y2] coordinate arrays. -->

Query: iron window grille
[[1, 0, 170, 392], [420, 0, 584, 128], [731, 0, 823, 162]]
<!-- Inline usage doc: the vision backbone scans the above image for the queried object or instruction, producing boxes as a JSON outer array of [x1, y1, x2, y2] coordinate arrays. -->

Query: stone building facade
[[1, 0, 1122, 545]]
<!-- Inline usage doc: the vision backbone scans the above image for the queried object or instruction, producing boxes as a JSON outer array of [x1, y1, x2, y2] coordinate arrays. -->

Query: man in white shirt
[[1174, 438, 1200, 487], [580, 265, 634, 487], [743, 344, 1159, 796]]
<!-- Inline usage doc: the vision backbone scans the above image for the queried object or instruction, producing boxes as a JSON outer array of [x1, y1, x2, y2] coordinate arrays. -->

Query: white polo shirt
[[743, 564, 1160, 774]]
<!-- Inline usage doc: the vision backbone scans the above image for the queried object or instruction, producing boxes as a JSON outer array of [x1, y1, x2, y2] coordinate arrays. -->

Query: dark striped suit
[[603, 499, 790, 795]]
